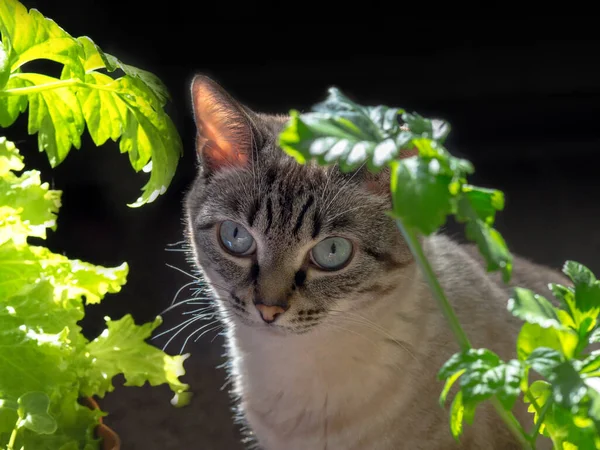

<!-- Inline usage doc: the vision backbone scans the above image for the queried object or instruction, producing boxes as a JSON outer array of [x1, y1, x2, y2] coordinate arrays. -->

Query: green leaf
[[0, 76, 29, 127], [0, 2, 84, 78], [439, 369, 465, 407], [457, 185, 504, 226], [508, 287, 566, 329], [0, 167, 61, 244], [0, 135, 23, 175], [83, 315, 191, 405], [279, 88, 415, 174], [449, 390, 464, 441], [74, 72, 125, 147], [104, 53, 170, 105], [465, 219, 512, 282], [526, 347, 564, 378], [564, 261, 596, 287], [517, 323, 578, 361], [17, 392, 57, 435], [114, 77, 182, 207], [551, 361, 588, 410], [15, 73, 85, 167], [438, 349, 524, 412], [0, 41, 9, 90], [525, 380, 552, 436], [390, 157, 453, 235]]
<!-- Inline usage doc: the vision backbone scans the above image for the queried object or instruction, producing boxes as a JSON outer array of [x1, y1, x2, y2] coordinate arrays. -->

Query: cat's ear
[[363, 147, 418, 196], [190, 75, 256, 174]]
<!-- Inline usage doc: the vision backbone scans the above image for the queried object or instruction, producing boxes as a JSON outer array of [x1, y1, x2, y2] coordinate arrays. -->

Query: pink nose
[[255, 304, 287, 323]]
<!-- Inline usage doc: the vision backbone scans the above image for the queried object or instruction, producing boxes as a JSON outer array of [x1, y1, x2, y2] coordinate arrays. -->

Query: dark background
[[7, 5, 600, 449]]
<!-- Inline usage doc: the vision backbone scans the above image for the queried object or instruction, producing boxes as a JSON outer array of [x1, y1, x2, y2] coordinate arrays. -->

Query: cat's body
[[184, 75, 565, 449]]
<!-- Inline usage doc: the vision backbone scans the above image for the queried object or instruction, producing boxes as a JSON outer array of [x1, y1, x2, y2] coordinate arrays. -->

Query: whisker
[[165, 263, 199, 280], [166, 240, 188, 247], [160, 297, 213, 315], [193, 324, 224, 343], [180, 320, 221, 353], [152, 315, 202, 341], [161, 315, 206, 351], [170, 280, 200, 306]]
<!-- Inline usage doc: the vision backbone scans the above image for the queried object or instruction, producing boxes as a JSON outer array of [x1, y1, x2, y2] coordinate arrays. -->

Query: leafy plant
[[0, 0, 182, 207], [0, 2, 190, 449], [279, 88, 600, 449]]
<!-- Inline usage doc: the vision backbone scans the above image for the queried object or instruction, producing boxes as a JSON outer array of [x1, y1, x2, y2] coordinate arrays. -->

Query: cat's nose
[[254, 302, 288, 324]]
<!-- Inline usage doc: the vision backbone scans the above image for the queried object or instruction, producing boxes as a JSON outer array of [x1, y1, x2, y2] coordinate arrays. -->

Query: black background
[[6, 4, 600, 448]]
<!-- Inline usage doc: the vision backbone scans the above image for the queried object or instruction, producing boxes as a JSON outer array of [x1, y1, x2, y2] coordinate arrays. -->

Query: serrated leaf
[[104, 53, 170, 106], [14, 73, 85, 167], [390, 157, 453, 235], [0, 2, 84, 78], [526, 347, 564, 378], [115, 77, 182, 206], [17, 392, 57, 435], [83, 315, 191, 405], [508, 287, 566, 329], [75, 72, 125, 147], [0, 76, 29, 127], [465, 219, 512, 282]]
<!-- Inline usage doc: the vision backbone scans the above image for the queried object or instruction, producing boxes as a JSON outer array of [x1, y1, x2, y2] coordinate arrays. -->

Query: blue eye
[[219, 221, 255, 255], [310, 237, 353, 270]]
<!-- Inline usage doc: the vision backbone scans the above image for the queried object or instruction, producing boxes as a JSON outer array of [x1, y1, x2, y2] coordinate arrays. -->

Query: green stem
[[395, 219, 530, 449], [0, 77, 120, 96], [395, 220, 471, 351], [489, 397, 531, 449], [7, 425, 18, 450], [530, 397, 552, 447]]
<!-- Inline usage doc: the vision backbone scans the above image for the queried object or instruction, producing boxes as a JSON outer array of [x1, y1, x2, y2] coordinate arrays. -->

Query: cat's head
[[184, 75, 414, 335]]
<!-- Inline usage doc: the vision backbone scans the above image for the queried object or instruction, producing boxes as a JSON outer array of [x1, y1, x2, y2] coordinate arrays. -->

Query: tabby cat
[[183, 75, 564, 449]]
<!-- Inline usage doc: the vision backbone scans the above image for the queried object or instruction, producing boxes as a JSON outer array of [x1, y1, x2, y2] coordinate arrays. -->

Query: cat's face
[[184, 76, 413, 335]]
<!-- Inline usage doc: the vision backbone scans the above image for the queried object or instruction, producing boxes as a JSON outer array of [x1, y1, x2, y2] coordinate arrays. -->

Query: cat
[[183, 75, 566, 449]]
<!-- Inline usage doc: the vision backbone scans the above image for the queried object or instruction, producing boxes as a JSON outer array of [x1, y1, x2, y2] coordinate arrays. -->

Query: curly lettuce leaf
[[0, 139, 190, 448], [83, 315, 191, 406]]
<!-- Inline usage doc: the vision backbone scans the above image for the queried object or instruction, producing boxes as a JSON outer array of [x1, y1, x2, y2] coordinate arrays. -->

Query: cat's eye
[[218, 220, 255, 255], [310, 237, 353, 271]]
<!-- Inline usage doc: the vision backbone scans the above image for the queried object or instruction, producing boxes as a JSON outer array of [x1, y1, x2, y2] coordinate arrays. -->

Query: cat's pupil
[[331, 242, 337, 254], [233, 227, 239, 238]]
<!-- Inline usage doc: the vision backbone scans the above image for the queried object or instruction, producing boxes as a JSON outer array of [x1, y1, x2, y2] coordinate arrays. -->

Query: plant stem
[[0, 77, 120, 96], [489, 397, 531, 449], [395, 219, 530, 449], [7, 425, 18, 450], [530, 397, 552, 447], [394, 220, 471, 351]]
